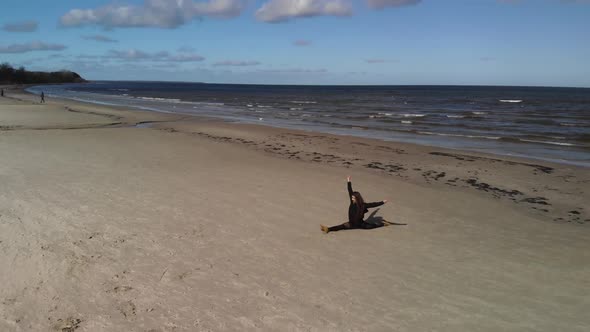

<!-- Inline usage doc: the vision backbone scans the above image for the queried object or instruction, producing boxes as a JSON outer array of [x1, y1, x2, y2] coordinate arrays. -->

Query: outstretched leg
[[321, 222, 351, 233], [359, 221, 381, 230]]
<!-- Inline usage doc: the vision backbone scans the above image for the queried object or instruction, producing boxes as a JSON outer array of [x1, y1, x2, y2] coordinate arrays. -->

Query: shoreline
[[10, 84, 588, 170], [5, 84, 588, 224], [22, 83, 590, 168], [1, 85, 589, 331]]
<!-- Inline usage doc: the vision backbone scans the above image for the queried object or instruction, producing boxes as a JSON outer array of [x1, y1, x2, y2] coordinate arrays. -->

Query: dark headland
[[0, 62, 86, 84]]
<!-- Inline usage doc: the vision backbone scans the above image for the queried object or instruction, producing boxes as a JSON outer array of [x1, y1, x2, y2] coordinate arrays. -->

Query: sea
[[27, 82, 590, 167]]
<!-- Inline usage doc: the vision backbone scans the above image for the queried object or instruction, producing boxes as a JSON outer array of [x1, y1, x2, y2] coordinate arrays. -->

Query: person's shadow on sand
[[365, 209, 407, 228]]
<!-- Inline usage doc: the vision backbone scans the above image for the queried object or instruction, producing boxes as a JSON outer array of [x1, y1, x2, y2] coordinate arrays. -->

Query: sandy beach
[[1, 86, 589, 331]]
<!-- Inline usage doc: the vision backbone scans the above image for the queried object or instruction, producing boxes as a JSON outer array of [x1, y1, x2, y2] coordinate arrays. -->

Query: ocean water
[[27, 82, 590, 167]]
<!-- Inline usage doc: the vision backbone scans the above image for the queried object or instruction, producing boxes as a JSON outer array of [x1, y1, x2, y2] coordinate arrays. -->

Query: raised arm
[[365, 201, 385, 208], [366, 199, 388, 208], [347, 176, 353, 199]]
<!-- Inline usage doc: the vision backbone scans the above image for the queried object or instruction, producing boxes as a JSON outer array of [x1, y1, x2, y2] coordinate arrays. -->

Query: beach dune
[[0, 91, 588, 331]]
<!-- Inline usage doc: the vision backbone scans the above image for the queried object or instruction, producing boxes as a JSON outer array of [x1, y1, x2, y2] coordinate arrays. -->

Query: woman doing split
[[321, 176, 388, 233]]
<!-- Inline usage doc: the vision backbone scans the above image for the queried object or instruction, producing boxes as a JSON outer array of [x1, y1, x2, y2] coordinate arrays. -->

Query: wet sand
[[1, 86, 589, 331]]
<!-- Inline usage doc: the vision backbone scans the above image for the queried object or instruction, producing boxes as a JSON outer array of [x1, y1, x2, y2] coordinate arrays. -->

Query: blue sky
[[1, 0, 589, 86]]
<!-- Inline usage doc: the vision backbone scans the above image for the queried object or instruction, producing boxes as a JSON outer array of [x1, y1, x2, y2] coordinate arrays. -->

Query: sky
[[1, 0, 589, 86]]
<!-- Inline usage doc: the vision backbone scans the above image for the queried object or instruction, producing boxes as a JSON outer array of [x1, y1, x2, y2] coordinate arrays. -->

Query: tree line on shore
[[0, 62, 85, 84]]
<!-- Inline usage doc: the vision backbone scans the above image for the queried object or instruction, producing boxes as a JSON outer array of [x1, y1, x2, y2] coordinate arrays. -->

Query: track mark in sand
[[1, 123, 124, 131], [461, 178, 589, 222], [0, 125, 24, 130], [364, 161, 406, 176], [464, 178, 523, 199], [87, 232, 101, 240], [160, 127, 180, 133], [52, 317, 82, 332], [2, 298, 16, 305], [559, 209, 587, 224], [64, 107, 123, 121], [159, 267, 169, 281], [376, 145, 407, 154], [107, 286, 133, 294], [422, 170, 446, 182], [429, 151, 554, 174], [178, 271, 192, 280], [277, 133, 340, 144], [445, 177, 460, 187], [118, 301, 137, 319], [520, 197, 550, 206], [112, 269, 131, 281]]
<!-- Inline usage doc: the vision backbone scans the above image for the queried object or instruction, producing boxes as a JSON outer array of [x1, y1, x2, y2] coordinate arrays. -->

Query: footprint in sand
[[2, 298, 16, 305], [52, 317, 82, 332], [106, 285, 133, 294], [118, 300, 137, 319]]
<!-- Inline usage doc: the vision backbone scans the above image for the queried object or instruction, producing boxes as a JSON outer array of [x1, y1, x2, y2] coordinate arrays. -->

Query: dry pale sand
[[0, 89, 589, 331]]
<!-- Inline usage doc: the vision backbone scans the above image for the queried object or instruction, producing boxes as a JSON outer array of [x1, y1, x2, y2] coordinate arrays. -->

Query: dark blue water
[[28, 82, 590, 166]]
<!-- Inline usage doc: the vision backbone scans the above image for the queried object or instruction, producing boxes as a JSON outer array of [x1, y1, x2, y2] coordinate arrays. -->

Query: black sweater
[[348, 181, 383, 224]]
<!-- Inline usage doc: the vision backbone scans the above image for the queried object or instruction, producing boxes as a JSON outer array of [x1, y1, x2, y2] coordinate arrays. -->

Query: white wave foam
[[499, 99, 522, 103], [472, 111, 487, 115], [402, 114, 425, 117], [418, 131, 500, 140], [560, 122, 585, 127], [520, 139, 575, 146], [446, 115, 464, 118], [290, 100, 317, 104], [290, 107, 303, 111], [401, 120, 413, 124], [194, 102, 224, 106], [138, 96, 181, 102]]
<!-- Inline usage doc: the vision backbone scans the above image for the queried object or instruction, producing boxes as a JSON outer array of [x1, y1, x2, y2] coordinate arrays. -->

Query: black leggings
[[328, 221, 380, 232]]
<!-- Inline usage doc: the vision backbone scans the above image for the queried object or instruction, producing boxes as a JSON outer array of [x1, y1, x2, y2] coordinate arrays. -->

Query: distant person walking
[[321, 176, 388, 233], [40, 91, 45, 103], [1, 88, 4, 97]]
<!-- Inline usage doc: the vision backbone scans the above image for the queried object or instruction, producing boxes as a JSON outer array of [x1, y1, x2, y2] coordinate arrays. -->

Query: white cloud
[[77, 54, 101, 59], [82, 35, 118, 43], [255, 0, 352, 23], [498, 0, 590, 4], [258, 68, 327, 73], [366, 0, 420, 10], [106, 49, 162, 60], [60, 0, 246, 29], [0, 41, 67, 54], [168, 53, 206, 62], [2, 20, 39, 32], [213, 60, 261, 66], [105, 49, 205, 62]]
